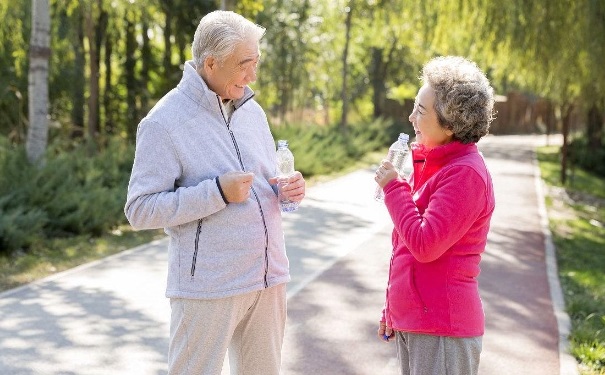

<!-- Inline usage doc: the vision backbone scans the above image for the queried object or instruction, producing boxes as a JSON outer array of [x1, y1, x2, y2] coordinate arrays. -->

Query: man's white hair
[[192, 11, 265, 68]]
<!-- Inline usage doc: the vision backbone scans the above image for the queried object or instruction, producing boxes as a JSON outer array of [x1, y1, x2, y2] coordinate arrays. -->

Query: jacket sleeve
[[383, 166, 488, 263], [124, 120, 226, 230]]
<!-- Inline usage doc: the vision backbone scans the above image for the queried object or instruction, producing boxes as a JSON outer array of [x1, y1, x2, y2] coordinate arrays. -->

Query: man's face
[[203, 39, 260, 100]]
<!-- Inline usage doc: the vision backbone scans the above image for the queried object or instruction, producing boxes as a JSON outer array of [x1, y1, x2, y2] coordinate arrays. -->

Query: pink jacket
[[381, 141, 495, 337]]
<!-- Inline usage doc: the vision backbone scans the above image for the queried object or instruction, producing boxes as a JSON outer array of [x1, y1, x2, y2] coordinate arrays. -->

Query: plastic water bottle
[[374, 133, 410, 201], [276, 140, 299, 212]]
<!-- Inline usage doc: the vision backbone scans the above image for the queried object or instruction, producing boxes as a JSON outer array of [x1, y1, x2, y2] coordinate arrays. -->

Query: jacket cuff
[[215, 176, 229, 204]]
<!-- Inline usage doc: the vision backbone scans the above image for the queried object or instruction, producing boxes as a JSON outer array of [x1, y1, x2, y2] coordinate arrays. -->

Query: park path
[[0, 134, 576, 375]]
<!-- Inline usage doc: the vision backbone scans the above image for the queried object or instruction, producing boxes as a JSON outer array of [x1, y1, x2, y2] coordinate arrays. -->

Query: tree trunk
[[370, 47, 386, 118], [95, 6, 108, 134], [221, 0, 236, 11], [83, 0, 100, 144], [586, 102, 604, 151], [26, 0, 51, 165], [104, 24, 114, 135], [72, 10, 85, 138], [162, 6, 173, 93], [141, 19, 151, 115], [125, 13, 138, 139], [340, 4, 353, 133], [560, 103, 574, 184]]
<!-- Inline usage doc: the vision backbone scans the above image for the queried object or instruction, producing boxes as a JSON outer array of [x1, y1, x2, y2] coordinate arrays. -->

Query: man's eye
[[239, 61, 258, 71]]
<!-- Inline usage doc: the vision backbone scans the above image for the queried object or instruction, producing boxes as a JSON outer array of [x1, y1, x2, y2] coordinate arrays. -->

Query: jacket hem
[[389, 326, 484, 338], [166, 274, 290, 300]]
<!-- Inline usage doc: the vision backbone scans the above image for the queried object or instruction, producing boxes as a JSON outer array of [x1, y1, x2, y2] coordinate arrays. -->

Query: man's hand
[[218, 171, 255, 203], [269, 171, 306, 202]]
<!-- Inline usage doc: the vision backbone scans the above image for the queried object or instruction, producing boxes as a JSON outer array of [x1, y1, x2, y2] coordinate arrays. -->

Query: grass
[[537, 146, 605, 375]]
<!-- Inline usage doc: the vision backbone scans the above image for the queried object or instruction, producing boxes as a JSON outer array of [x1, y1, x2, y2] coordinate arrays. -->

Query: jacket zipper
[[190, 95, 269, 287], [191, 219, 202, 280], [412, 157, 427, 194]]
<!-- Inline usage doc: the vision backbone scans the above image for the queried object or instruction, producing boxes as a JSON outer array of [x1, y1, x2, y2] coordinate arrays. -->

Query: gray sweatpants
[[395, 332, 482, 375], [168, 284, 287, 375]]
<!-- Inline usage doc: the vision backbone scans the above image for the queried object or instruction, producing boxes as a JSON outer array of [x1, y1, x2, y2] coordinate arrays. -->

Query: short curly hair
[[421, 56, 496, 144]]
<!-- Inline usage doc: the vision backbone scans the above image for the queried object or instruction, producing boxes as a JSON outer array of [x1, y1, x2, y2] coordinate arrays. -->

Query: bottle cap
[[398, 133, 409, 143]]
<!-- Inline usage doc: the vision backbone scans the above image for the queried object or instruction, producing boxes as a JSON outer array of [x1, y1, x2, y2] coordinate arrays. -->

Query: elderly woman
[[374, 56, 496, 375]]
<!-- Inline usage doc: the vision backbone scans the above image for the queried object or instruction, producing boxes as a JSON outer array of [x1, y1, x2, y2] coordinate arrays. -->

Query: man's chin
[[230, 86, 246, 99]]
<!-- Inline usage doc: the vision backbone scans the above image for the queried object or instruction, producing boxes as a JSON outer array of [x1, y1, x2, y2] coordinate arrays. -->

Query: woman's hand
[[374, 160, 399, 188], [378, 321, 394, 343]]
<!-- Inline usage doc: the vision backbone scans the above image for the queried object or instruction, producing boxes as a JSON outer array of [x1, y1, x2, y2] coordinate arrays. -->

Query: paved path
[[0, 134, 576, 374]]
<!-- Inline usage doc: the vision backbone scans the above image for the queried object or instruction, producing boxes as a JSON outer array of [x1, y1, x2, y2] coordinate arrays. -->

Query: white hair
[[192, 11, 265, 68]]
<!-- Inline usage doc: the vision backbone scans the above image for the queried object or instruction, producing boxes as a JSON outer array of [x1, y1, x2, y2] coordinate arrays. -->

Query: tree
[[221, 0, 236, 11], [82, 0, 102, 143], [255, 0, 311, 123], [339, 3, 353, 132], [26, 0, 50, 164], [1, 2, 30, 143]]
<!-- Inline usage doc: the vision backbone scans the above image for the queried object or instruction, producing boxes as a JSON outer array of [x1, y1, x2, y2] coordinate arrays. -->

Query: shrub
[[271, 117, 408, 177], [0, 137, 134, 255], [0, 118, 407, 255], [569, 138, 605, 177]]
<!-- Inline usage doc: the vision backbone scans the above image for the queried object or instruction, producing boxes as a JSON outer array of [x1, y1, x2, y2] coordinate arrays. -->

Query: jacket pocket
[[411, 264, 428, 313]]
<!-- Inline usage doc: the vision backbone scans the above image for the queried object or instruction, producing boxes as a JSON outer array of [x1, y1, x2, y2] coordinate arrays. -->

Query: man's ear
[[203, 56, 216, 75]]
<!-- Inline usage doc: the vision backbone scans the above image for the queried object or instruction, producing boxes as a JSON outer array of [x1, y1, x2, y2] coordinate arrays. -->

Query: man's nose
[[246, 65, 257, 82]]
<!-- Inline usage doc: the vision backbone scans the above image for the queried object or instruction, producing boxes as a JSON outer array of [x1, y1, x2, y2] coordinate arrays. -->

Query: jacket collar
[[410, 141, 478, 189], [177, 60, 255, 112], [411, 141, 477, 166]]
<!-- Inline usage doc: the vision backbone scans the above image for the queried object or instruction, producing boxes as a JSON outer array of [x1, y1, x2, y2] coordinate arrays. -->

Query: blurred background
[[1, 0, 603, 262], [1, 1, 604, 373]]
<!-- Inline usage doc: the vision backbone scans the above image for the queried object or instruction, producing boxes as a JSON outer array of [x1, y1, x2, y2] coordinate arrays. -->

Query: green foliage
[[569, 138, 605, 178], [0, 136, 133, 254], [538, 146, 605, 374], [271, 117, 407, 176], [538, 145, 605, 199], [0, 1, 29, 140], [557, 213, 605, 373], [0, 116, 403, 254], [0, 142, 47, 251]]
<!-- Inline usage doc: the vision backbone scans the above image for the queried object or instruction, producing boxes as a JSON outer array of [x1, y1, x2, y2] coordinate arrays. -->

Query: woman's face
[[409, 83, 453, 148], [202, 39, 260, 100]]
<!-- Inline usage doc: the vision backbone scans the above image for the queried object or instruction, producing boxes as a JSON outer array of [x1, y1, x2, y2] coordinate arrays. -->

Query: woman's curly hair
[[421, 56, 496, 144]]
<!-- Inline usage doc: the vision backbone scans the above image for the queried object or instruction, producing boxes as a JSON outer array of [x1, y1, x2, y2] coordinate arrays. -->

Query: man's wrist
[[215, 176, 229, 204]]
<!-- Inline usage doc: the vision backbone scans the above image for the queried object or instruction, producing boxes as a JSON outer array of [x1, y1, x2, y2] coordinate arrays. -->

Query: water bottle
[[276, 140, 299, 212], [374, 133, 410, 201]]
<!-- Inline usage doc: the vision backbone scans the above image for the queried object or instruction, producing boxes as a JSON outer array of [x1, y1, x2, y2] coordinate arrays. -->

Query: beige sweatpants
[[168, 284, 287, 375]]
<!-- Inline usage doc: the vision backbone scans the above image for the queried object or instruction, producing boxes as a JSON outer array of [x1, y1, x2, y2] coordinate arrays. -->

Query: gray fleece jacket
[[124, 61, 289, 299]]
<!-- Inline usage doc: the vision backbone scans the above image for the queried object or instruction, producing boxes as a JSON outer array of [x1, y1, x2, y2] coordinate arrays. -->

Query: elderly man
[[125, 10, 305, 375]]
